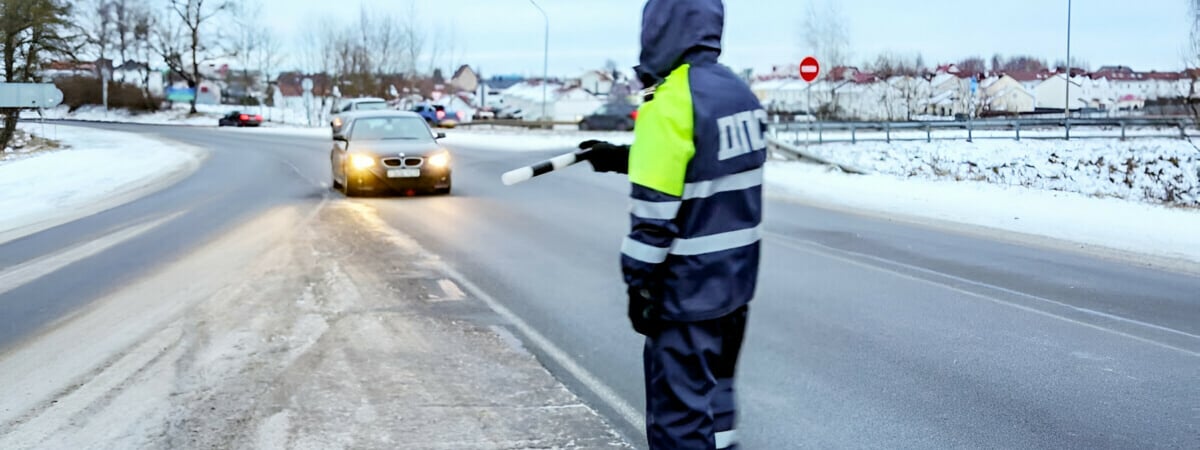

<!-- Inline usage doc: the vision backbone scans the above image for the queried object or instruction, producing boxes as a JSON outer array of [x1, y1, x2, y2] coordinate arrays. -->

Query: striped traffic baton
[[501, 148, 593, 186]]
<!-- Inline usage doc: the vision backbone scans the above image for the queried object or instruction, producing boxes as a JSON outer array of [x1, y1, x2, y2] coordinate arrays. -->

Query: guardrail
[[769, 117, 1197, 144], [457, 119, 582, 130]]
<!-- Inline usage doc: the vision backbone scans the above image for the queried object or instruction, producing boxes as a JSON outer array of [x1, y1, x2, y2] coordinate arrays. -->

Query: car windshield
[[355, 101, 388, 111], [348, 117, 432, 141]]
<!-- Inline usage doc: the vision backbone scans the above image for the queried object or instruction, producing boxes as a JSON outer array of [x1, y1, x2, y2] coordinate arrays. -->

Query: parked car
[[330, 111, 452, 196], [412, 104, 461, 128], [218, 111, 262, 127], [495, 106, 524, 120], [473, 108, 496, 121], [579, 103, 638, 131], [331, 97, 389, 132]]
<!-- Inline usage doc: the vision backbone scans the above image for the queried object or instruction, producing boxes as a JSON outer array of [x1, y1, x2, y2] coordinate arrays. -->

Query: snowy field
[[788, 139, 1200, 206], [0, 124, 205, 244]]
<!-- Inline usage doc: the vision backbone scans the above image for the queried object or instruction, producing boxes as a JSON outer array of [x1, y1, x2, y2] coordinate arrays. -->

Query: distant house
[[1033, 74, 1087, 110], [578, 70, 615, 96], [112, 61, 165, 97], [497, 81, 602, 121], [44, 59, 107, 79], [982, 75, 1035, 114], [927, 72, 969, 116], [450, 65, 479, 93], [752, 78, 808, 113]]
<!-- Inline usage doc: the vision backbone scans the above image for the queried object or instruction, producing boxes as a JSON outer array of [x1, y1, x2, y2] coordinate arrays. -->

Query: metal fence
[[769, 117, 1198, 145], [456, 119, 582, 130]]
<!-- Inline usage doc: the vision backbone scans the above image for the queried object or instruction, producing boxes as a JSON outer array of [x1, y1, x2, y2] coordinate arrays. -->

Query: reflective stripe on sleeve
[[630, 199, 682, 220], [621, 237, 670, 264]]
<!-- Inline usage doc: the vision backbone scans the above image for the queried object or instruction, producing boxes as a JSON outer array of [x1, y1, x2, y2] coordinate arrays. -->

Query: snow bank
[[23, 104, 317, 128], [767, 162, 1200, 265], [0, 124, 205, 244], [797, 139, 1200, 206]]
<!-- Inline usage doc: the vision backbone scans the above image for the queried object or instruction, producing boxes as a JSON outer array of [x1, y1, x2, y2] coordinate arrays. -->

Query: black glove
[[579, 140, 630, 174], [628, 288, 660, 336]]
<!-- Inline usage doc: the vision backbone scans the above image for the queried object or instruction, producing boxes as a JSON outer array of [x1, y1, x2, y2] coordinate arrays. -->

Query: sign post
[[800, 56, 820, 145], [0, 83, 64, 109]]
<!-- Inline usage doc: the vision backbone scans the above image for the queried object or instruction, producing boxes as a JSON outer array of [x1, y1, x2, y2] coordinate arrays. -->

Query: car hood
[[349, 140, 444, 157]]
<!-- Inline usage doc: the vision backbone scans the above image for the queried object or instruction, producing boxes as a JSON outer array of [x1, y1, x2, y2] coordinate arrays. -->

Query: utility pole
[[1065, 0, 1072, 140], [529, 0, 549, 122]]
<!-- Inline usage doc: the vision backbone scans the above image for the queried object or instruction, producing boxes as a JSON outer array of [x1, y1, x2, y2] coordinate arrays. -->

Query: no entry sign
[[800, 56, 820, 83]]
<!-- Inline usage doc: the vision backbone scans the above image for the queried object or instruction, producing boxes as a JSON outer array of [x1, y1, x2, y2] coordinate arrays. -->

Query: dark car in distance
[[412, 104, 461, 128], [330, 111, 452, 196], [218, 111, 263, 127], [579, 103, 638, 131]]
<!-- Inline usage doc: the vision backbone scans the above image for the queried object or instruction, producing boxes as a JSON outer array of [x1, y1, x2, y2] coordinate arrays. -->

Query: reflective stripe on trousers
[[622, 225, 762, 264]]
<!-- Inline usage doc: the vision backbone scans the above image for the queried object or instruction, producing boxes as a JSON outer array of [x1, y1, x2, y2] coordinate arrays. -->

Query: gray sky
[[260, 0, 1191, 76]]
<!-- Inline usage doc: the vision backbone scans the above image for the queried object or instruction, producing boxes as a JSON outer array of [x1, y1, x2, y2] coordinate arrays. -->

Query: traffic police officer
[[581, 0, 766, 448]]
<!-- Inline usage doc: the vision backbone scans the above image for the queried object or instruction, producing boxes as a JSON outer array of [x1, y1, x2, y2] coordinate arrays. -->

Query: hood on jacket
[[636, 0, 724, 86]]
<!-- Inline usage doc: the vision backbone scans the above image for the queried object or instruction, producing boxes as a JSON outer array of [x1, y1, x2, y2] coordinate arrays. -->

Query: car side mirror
[[333, 134, 348, 142], [436, 132, 446, 139]]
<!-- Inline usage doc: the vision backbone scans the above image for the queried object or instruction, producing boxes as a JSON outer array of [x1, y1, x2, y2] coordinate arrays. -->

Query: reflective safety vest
[[622, 52, 766, 322]]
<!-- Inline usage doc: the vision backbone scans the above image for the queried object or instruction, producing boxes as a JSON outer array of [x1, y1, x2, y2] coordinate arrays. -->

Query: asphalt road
[[2, 122, 1198, 449]]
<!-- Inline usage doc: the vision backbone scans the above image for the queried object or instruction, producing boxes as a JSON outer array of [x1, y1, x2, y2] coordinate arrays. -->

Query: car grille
[[382, 157, 424, 168]]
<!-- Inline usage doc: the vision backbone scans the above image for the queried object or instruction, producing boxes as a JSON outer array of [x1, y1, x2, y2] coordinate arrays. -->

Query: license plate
[[387, 169, 421, 178]]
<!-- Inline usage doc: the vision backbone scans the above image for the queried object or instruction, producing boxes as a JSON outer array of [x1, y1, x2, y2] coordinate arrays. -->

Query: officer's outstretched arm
[[620, 67, 694, 293]]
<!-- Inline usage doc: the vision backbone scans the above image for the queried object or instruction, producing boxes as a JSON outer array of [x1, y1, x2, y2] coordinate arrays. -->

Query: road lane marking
[[0, 213, 183, 297], [347, 202, 646, 435], [765, 232, 1200, 358], [435, 278, 466, 301], [435, 263, 647, 432]]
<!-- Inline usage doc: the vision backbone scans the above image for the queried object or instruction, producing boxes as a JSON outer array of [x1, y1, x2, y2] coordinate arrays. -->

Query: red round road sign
[[800, 56, 820, 83]]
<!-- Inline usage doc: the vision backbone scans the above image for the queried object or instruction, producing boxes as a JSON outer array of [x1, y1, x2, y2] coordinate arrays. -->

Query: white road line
[[435, 278, 466, 301], [436, 263, 647, 432], [784, 234, 1200, 342], [765, 232, 1200, 358], [352, 203, 645, 433], [0, 213, 183, 297]]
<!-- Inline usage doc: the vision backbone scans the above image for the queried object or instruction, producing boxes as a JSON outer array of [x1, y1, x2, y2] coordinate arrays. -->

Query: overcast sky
[[259, 0, 1190, 76]]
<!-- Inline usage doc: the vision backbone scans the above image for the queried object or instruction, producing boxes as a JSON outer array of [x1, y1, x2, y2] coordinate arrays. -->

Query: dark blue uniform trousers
[[644, 306, 748, 450]]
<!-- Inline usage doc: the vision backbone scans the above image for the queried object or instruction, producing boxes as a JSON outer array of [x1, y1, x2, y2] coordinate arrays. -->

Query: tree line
[[0, 0, 459, 151]]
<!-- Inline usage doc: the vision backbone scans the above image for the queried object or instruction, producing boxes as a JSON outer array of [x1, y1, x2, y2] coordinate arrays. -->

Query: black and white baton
[[501, 148, 593, 186]]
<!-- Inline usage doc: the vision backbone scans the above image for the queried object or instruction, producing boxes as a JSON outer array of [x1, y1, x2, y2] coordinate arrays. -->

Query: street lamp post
[[1065, 0, 1072, 140], [529, 0, 549, 122]]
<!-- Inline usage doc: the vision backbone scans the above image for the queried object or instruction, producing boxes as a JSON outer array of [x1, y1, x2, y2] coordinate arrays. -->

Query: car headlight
[[427, 151, 450, 168], [350, 154, 375, 170]]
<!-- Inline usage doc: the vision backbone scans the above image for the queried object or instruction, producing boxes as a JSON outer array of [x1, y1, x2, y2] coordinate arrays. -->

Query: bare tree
[[165, 0, 231, 113], [957, 56, 987, 77], [131, 6, 157, 108], [0, 0, 75, 150], [78, 0, 114, 62], [800, 0, 849, 118]]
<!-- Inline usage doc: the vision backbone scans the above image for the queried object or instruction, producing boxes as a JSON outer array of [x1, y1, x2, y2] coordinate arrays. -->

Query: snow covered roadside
[[0, 124, 205, 245], [766, 162, 1200, 269], [792, 138, 1200, 206], [22, 104, 313, 128]]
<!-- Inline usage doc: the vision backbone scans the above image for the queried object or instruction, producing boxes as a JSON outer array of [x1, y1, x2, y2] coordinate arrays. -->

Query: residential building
[[981, 75, 1035, 114], [578, 70, 615, 96], [450, 65, 479, 93]]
